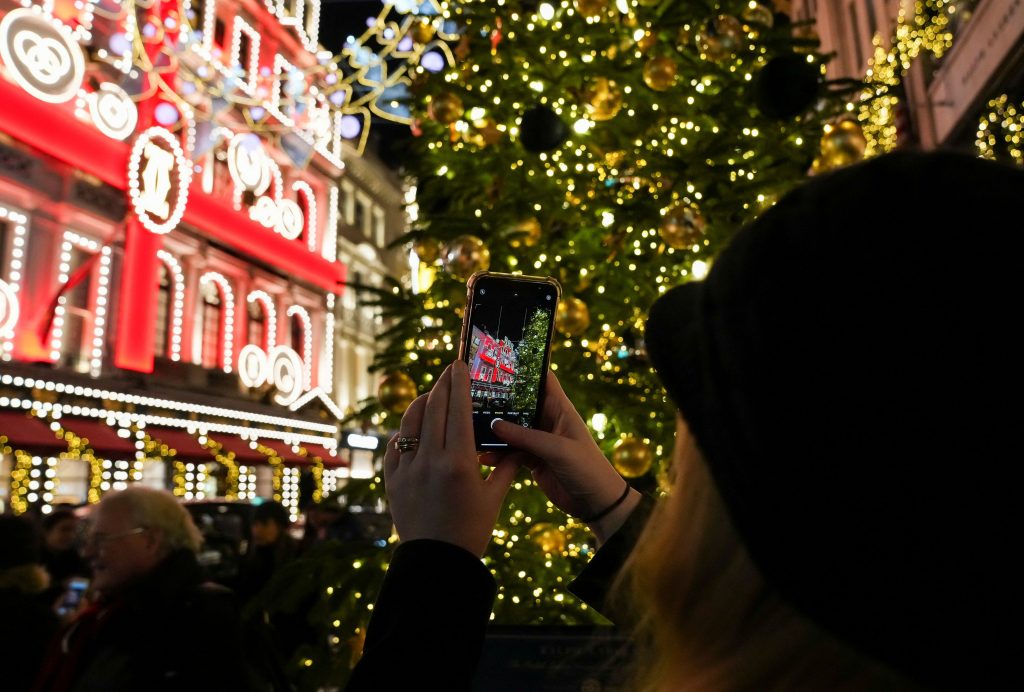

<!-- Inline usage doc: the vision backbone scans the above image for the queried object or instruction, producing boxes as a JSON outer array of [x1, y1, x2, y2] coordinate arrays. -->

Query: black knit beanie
[[645, 150, 1021, 689]]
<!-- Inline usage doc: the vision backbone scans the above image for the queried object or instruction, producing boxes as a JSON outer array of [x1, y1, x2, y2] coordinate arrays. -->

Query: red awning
[[59, 418, 137, 457], [207, 434, 267, 464], [146, 427, 216, 463], [0, 411, 65, 454], [301, 443, 345, 468], [259, 439, 307, 464]]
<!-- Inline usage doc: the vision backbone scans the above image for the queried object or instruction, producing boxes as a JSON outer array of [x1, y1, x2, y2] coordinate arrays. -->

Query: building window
[[201, 280, 223, 369], [373, 207, 386, 247], [59, 245, 94, 369], [248, 298, 267, 349], [354, 197, 366, 235], [154, 264, 171, 359]]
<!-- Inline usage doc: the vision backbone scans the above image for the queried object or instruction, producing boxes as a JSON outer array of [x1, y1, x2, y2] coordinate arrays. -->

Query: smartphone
[[459, 272, 561, 450], [56, 577, 89, 617]]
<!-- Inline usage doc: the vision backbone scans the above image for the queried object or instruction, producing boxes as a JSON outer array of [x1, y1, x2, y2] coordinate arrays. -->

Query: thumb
[[491, 419, 569, 465], [484, 455, 519, 501]]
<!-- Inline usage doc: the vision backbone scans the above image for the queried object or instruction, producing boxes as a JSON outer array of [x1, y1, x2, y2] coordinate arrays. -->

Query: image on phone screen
[[463, 275, 558, 449]]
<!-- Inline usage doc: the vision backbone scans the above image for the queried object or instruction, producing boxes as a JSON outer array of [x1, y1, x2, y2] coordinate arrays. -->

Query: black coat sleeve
[[345, 540, 497, 692], [568, 494, 656, 620]]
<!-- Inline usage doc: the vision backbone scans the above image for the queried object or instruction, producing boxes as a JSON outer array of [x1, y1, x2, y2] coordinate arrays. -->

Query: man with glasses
[[33, 486, 253, 691]]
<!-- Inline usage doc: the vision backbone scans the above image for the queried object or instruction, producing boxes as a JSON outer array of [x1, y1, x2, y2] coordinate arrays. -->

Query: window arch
[[156, 250, 185, 361], [246, 290, 276, 350], [286, 304, 312, 389], [198, 272, 235, 372], [292, 181, 317, 252]]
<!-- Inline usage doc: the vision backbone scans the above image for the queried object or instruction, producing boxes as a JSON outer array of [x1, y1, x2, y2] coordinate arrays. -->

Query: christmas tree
[[511, 307, 551, 411], [280, 0, 862, 684], [360, 0, 857, 623]]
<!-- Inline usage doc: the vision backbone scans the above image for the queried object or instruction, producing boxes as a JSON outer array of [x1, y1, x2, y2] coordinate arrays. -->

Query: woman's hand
[[384, 361, 519, 558], [488, 372, 640, 544]]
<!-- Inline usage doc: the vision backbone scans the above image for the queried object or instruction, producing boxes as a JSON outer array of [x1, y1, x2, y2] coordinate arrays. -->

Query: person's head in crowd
[[0, 514, 49, 594], [41, 508, 79, 553], [628, 151, 1020, 690], [251, 501, 291, 547], [84, 487, 201, 596]]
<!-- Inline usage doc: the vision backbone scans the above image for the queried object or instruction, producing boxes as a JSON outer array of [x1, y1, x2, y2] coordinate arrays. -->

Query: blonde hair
[[618, 417, 916, 692], [100, 486, 202, 554]]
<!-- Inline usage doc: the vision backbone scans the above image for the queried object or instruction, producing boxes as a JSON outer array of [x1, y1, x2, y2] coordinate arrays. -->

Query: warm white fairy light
[[288, 386, 344, 420], [322, 294, 335, 394], [179, 102, 197, 156], [271, 54, 298, 126], [127, 128, 192, 235], [322, 467, 340, 494], [281, 466, 300, 520], [276, 0, 321, 51], [292, 181, 318, 251], [0, 374, 338, 439], [230, 17, 261, 93], [199, 272, 235, 372], [89, 245, 112, 376], [182, 0, 217, 51], [0, 8, 86, 104], [238, 465, 256, 499], [156, 250, 185, 361], [184, 462, 207, 500], [323, 185, 339, 262], [0, 204, 28, 360], [286, 305, 313, 389], [268, 345, 305, 406], [238, 344, 270, 388], [87, 83, 138, 141], [246, 290, 277, 349]]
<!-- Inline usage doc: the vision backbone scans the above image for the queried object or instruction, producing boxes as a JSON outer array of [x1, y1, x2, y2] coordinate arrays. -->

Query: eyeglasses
[[84, 527, 147, 549]]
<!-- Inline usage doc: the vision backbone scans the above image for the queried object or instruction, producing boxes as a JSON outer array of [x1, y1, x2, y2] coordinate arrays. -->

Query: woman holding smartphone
[[346, 151, 1018, 692]]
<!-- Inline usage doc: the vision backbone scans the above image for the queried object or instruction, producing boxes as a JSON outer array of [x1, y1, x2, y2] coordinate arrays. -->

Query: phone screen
[[57, 577, 89, 617], [461, 274, 559, 449]]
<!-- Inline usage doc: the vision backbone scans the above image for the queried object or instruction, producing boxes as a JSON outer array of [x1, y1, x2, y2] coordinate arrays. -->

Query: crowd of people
[[1, 150, 1017, 692]]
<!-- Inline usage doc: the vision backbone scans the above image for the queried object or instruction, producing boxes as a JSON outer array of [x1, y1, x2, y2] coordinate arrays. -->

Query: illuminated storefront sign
[[0, 8, 84, 104], [238, 344, 307, 406], [127, 128, 192, 235], [88, 83, 138, 141]]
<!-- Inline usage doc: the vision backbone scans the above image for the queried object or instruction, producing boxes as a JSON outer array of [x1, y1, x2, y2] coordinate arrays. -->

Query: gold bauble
[[528, 523, 566, 554], [583, 77, 623, 121], [555, 297, 590, 337], [741, 3, 775, 28], [820, 120, 867, 169], [696, 15, 744, 61], [611, 436, 653, 478], [442, 234, 491, 280], [410, 19, 435, 44], [413, 238, 441, 264], [378, 372, 418, 414], [475, 118, 503, 146], [635, 30, 657, 54], [575, 0, 606, 19], [508, 217, 542, 248], [642, 56, 677, 91], [659, 203, 707, 250], [429, 92, 464, 125]]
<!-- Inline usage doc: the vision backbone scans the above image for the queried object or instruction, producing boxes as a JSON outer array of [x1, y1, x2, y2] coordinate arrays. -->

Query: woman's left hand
[[383, 360, 519, 558]]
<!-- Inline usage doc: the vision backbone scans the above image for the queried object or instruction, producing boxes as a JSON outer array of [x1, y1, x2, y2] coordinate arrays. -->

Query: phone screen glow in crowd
[[464, 278, 556, 449]]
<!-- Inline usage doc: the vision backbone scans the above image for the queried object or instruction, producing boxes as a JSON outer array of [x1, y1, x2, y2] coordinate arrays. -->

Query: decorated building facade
[[466, 325, 515, 404], [0, 0, 405, 517]]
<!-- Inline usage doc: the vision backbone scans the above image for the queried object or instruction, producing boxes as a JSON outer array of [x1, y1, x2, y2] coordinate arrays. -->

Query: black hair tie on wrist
[[581, 482, 632, 524]]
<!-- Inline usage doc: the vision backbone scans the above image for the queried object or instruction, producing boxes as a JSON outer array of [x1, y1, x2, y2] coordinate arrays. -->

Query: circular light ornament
[[275, 199, 304, 240], [227, 133, 270, 194], [268, 346, 304, 407], [0, 8, 85, 104], [127, 127, 192, 235], [88, 83, 138, 141], [238, 344, 269, 388], [0, 279, 20, 338]]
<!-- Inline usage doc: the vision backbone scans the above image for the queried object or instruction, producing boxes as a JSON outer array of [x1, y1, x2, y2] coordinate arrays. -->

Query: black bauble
[[753, 53, 821, 120], [519, 105, 570, 153]]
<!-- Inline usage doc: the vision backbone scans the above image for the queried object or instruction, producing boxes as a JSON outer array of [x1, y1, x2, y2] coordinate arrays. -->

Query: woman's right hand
[[490, 372, 640, 544]]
